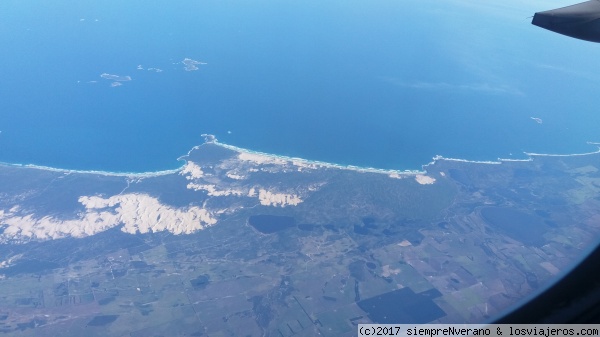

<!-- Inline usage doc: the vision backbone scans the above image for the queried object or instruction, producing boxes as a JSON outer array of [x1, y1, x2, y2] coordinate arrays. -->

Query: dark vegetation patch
[[448, 168, 472, 186], [128, 243, 154, 255], [297, 223, 318, 231], [349, 261, 368, 282], [2, 260, 59, 277], [353, 225, 370, 235], [130, 261, 154, 271], [17, 321, 35, 331], [481, 207, 548, 246], [0, 227, 150, 277], [418, 288, 443, 299], [53, 282, 68, 296], [513, 169, 537, 179], [190, 275, 210, 290], [87, 315, 119, 326], [98, 297, 116, 305], [323, 224, 337, 232], [135, 302, 154, 316], [14, 298, 35, 306], [250, 295, 273, 329], [362, 217, 378, 229]]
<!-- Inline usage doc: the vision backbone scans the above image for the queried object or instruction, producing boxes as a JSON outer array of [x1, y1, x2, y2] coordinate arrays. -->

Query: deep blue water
[[1, 0, 599, 172]]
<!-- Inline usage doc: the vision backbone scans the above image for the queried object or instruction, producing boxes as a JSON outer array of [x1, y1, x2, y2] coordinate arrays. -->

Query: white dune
[[0, 193, 216, 242], [180, 162, 205, 179], [258, 189, 303, 207], [415, 174, 436, 185]]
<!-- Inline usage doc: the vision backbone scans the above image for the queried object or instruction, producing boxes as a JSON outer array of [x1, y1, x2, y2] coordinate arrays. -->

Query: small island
[[182, 57, 207, 71], [530, 117, 543, 124]]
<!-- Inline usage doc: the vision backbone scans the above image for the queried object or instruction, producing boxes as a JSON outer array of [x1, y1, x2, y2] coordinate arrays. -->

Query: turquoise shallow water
[[0, 0, 599, 172]]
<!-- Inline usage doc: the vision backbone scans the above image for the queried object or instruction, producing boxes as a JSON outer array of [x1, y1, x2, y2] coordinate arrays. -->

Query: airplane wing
[[532, 0, 600, 42]]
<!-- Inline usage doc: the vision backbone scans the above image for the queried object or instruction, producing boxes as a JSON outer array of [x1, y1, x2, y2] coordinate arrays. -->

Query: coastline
[[523, 142, 600, 157], [0, 135, 598, 178], [0, 160, 185, 178], [213, 139, 423, 176]]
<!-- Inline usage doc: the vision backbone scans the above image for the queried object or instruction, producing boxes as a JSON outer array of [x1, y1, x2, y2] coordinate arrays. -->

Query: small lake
[[248, 215, 296, 234]]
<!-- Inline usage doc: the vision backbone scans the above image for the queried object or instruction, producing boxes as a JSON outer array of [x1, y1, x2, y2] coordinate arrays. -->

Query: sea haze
[[1, 0, 599, 172]]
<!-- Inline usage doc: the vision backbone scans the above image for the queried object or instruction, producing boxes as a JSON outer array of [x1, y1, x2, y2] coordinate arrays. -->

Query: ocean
[[1, 0, 599, 173]]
